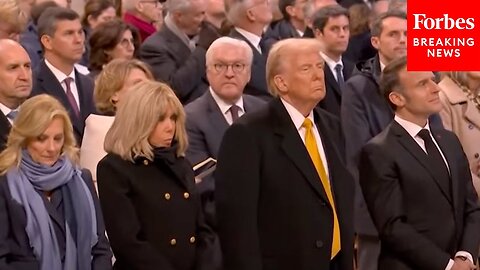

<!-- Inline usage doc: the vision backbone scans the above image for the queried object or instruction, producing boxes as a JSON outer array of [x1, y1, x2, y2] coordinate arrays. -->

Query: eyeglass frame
[[210, 63, 249, 74]]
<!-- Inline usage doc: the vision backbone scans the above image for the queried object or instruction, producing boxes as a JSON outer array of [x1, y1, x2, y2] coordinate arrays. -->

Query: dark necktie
[[229, 105, 240, 123], [417, 129, 451, 197], [334, 64, 345, 90], [6, 110, 18, 121], [64, 77, 80, 118]]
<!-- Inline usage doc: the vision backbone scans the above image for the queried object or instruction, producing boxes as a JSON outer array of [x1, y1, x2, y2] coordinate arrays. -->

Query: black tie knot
[[417, 129, 431, 141]]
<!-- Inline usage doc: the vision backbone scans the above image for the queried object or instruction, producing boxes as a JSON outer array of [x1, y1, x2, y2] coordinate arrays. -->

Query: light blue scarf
[[7, 150, 98, 270]]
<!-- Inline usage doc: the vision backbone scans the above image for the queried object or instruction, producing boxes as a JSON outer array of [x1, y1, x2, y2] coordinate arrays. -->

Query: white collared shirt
[[281, 98, 330, 178], [44, 59, 80, 108], [210, 88, 245, 125], [320, 52, 343, 82], [235, 27, 262, 54], [0, 102, 17, 124]]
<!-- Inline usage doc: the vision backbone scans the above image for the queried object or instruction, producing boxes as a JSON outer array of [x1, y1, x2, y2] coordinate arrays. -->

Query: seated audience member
[[205, 0, 226, 30], [88, 19, 140, 78], [0, 0, 26, 41], [20, 1, 59, 68], [122, 0, 162, 42], [81, 58, 153, 186], [343, 2, 376, 63], [140, 0, 220, 104], [438, 71, 480, 197], [0, 40, 33, 151], [0, 94, 112, 270], [32, 7, 96, 145], [97, 80, 218, 269]]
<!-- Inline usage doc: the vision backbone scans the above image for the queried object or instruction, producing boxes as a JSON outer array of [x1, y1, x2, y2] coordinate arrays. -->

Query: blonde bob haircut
[[0, 94, 79, 175], [104, 80, 188, 162], [94, 59, 154, 115], [266, 38, 322, 96]]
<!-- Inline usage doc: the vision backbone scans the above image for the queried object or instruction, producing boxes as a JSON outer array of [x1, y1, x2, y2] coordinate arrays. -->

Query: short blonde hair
[[0, 95, 79, 175], [104, 80, 188, 161], [266, 38, 322, 96], [94, 58, 154, 114], [0, 0, 26, 34]]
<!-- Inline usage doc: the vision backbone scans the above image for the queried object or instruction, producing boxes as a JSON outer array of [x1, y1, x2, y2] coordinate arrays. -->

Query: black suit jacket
[[359, 121, 480, 270], [31, 61, 95, 145], [215, 98, 354, 270], [0, 169, 112, 270], [0, 112, 11, 151], [140, 26, 208, 104], [318, 58, 355, 116], [228, 29, 270, 101]]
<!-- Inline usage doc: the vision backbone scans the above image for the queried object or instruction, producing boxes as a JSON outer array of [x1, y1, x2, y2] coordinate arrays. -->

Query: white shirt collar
[[235, 27, 262, 52], [380, 61, 386, 72], [281, 98, 314, 131], [0, 102, 18, 123], [44, 59, 76, 84], [320, 51, 343, 72], [394, 114, 430, 138], [209, 87, 244, 115], [296, 29, 304, 37]]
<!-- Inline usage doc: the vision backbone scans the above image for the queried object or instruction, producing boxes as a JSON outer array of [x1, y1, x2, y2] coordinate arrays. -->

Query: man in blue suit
[[185, 36, 265, 227]]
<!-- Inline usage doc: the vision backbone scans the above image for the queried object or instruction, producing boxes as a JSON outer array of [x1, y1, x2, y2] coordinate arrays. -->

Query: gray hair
[[206, 36, 253, 65], [164, 0, 192, 12], [224, 0, 253, 24]]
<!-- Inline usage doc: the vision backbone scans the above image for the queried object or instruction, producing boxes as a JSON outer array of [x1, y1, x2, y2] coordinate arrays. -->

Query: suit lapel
[[205, 91, 229, 138], [464, 102, 480, 129], [324, 66, 342, 97], [391, 121, 453, 203], [163, 27, 192, 64], [271, 100, 330, 204]]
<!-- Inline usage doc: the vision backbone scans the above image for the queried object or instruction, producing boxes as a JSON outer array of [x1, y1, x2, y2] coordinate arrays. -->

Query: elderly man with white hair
[[123, 0, 163, 42], [184, 36, 265, 234]]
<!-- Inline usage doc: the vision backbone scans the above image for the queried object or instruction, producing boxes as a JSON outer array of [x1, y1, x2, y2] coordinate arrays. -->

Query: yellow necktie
[[302, 118, 341, 259]]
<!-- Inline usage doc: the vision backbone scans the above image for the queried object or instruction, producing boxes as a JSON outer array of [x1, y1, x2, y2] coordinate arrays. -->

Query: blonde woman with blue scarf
[[0, 94, 112, 270]]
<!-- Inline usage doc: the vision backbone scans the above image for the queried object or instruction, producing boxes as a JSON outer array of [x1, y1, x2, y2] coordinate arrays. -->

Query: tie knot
[[64, 77, 73, 85], [6, 110, 18, 120], [334, 64, 343, 72], [417, 129, 431, 141], [302, 118, 313, 130]]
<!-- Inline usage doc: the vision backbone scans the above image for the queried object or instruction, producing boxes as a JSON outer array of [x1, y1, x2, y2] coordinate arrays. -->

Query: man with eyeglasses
[[185, 37, 265, 242], [225, 0, 273, 101], [123, 0, 163, 42]]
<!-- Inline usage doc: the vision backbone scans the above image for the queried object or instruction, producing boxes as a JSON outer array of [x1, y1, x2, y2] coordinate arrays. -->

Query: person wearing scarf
[[97, 80, 219, 270], [0, 94, 112, 270]]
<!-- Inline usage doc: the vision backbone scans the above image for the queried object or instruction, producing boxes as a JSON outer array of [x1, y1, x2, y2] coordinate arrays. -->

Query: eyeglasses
[[119, 37, 135, 48], [139, 0, 162, 8], [212, 63, 247, 74]]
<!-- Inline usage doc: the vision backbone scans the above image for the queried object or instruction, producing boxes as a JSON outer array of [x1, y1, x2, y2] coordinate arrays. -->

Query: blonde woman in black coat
[[97, 80, 217, 270]]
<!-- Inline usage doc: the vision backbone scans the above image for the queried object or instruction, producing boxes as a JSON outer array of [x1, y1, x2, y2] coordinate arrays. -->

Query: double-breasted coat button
[[164, 193, 171, 200], [170, 239, 177, 246], [315, 240, 324, 248], [184, 192, 190, 199], [143, 160, 149, 165], [189, 236, 196, 243], [475, 153, 479, 159]]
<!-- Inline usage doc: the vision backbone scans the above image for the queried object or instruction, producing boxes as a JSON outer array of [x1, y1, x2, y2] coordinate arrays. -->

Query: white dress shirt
[[394, 114, 473, 270], [320, 52, 343, 82], [210, 88, 245, 125], [281, 98, 330, 178], [0, 102, 17, 124], [235, 27, 262, 54], [44, 59, 80, 108]]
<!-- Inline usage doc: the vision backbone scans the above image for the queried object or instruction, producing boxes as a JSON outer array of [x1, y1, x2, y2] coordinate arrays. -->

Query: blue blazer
[[0, 169, 112, 270]]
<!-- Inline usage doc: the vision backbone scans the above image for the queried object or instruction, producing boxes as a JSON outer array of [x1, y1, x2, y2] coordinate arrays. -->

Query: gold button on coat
[[170, 239, 176, 246], [164, 193, 171, 200], [143, 160, 149, 165], [183, 192, 190, 199], [189, 236, 196, 243]]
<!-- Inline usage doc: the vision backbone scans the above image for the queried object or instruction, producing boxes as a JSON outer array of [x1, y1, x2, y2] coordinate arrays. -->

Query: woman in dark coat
[[97, 80, 217, 270], [0, 94, 112, 270]]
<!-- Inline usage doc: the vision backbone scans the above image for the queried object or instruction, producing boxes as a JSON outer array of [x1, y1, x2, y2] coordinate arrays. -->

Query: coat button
[[189, 236, 196, 243], [164, 193, 171, 200], [183, 192, 190, 199], [315, 240, 323, 248], [170, 239, 177, 246], [143, 160, 149, 165], [475, 153, 479, 159]]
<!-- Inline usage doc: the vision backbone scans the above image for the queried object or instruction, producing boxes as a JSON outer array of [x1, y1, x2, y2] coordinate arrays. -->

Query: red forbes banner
[[408, 0, 480, 71]]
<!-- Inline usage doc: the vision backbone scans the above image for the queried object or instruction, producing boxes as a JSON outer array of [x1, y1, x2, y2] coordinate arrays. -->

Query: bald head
[[0, 39, 32, 109]]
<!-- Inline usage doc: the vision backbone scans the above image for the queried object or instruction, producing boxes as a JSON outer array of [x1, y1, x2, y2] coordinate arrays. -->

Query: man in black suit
[[216, 38, 354, 270], [0, 40, 32, 150], [312, 5, 355, 116], [140, 0, 220, 104], [31, 7, 95, 145], [359, 56, 480, 270], [224, 0, 272, 100], [340, 10, 406, 270]]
